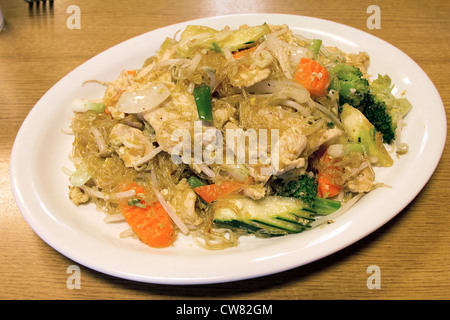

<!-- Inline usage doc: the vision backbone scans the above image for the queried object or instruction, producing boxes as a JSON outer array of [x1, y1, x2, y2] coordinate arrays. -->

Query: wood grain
[[1, 0, 449, 300]]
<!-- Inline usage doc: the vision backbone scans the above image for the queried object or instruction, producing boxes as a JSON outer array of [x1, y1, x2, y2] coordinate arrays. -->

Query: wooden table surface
[[1, 0, 449, 300]]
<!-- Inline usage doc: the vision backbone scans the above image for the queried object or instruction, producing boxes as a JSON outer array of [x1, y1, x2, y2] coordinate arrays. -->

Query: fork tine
[[25, 0, 54, 9]]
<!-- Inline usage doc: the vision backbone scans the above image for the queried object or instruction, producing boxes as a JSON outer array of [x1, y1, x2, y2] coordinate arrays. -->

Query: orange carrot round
[[295, 57, 330, 96]]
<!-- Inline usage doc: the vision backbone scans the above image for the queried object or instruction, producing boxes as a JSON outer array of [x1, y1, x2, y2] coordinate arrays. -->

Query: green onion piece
[[71, 99, 106, 113], [345, 142, 365, 154], [69, 166, 91, 187], [187, 176, 206, 189], [309, 39, 322, 57], [88, 102, 106, 113], [210, 42, 223, 54], [193, 84, 213, 122], [128, 198, 146, 208]]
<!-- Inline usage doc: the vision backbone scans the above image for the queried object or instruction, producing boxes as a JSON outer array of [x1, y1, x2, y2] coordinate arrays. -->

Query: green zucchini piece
[[213, 196, 315, 237]]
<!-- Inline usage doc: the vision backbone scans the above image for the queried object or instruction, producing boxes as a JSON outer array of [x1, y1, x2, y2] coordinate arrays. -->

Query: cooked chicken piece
[[109, 123, 155, 167], [213, 103, 236, 129], [169, 178, 202, 226], [142, 90, 198, 153], [69, 186, 90, 206], [275, 127, 307, 174]]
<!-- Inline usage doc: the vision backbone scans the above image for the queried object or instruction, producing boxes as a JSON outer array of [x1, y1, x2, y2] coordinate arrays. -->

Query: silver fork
[[0, 6, 4, 32], [25, 0, 54, 9]]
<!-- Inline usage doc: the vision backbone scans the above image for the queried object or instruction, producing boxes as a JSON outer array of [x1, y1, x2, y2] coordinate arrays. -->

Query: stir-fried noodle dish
[[65, 24, 412, 250]]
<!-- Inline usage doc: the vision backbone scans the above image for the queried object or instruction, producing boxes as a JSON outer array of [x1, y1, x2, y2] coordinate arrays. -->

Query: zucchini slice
[[213, 196, 315, 237]]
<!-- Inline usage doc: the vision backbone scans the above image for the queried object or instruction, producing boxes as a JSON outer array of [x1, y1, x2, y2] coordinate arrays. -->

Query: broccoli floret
[[361, 96, 395, 144], [279, 174, 317, 206], [278, 174, 341, 215], [340, 103, 393, 167], [329, 64, 397, 144], [370, 74, 412, 129], [329, 64, 370, 108]]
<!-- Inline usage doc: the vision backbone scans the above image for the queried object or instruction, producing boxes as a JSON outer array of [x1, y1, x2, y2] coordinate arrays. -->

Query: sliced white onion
[[115, 83, 170, 114]]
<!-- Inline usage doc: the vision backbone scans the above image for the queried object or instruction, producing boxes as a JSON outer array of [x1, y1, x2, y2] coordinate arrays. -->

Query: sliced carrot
[[317, 173, 342, 198], [193, 181, 244, 204], [120, 182, 176, 248], [122, 201, 176, 248], [317, 151, 343, 198], [232, 46, 258, 59], [294, 57, 330, 96], [125, 69, 137, 76]]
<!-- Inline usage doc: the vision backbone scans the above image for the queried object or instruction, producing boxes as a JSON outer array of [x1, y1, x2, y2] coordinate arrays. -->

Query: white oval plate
[[10, 14, 446, 285]]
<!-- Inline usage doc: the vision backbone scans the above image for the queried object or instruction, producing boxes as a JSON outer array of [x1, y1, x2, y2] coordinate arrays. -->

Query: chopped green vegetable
[[213, 196, 316, 237], [279, 174, 317, 207], [340, 103, 393, 167], [309, 39, 322, 57], [344, 142, 365, 154], [175, 24, 270, 58], [71, 99, 106, 113], [193, 83, 213, 122], [128, 198, 146, 208], [277, 174, 341, 215], [187, 176, 206, 189], [220, 24, 271, 52], [361, 95, 395, 144], [210, 42, 223, 54], [370, 74, 412, 127], [329, 64, 399, 144], [69, 166, 91, 187], [329, 64, 370, 108]]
